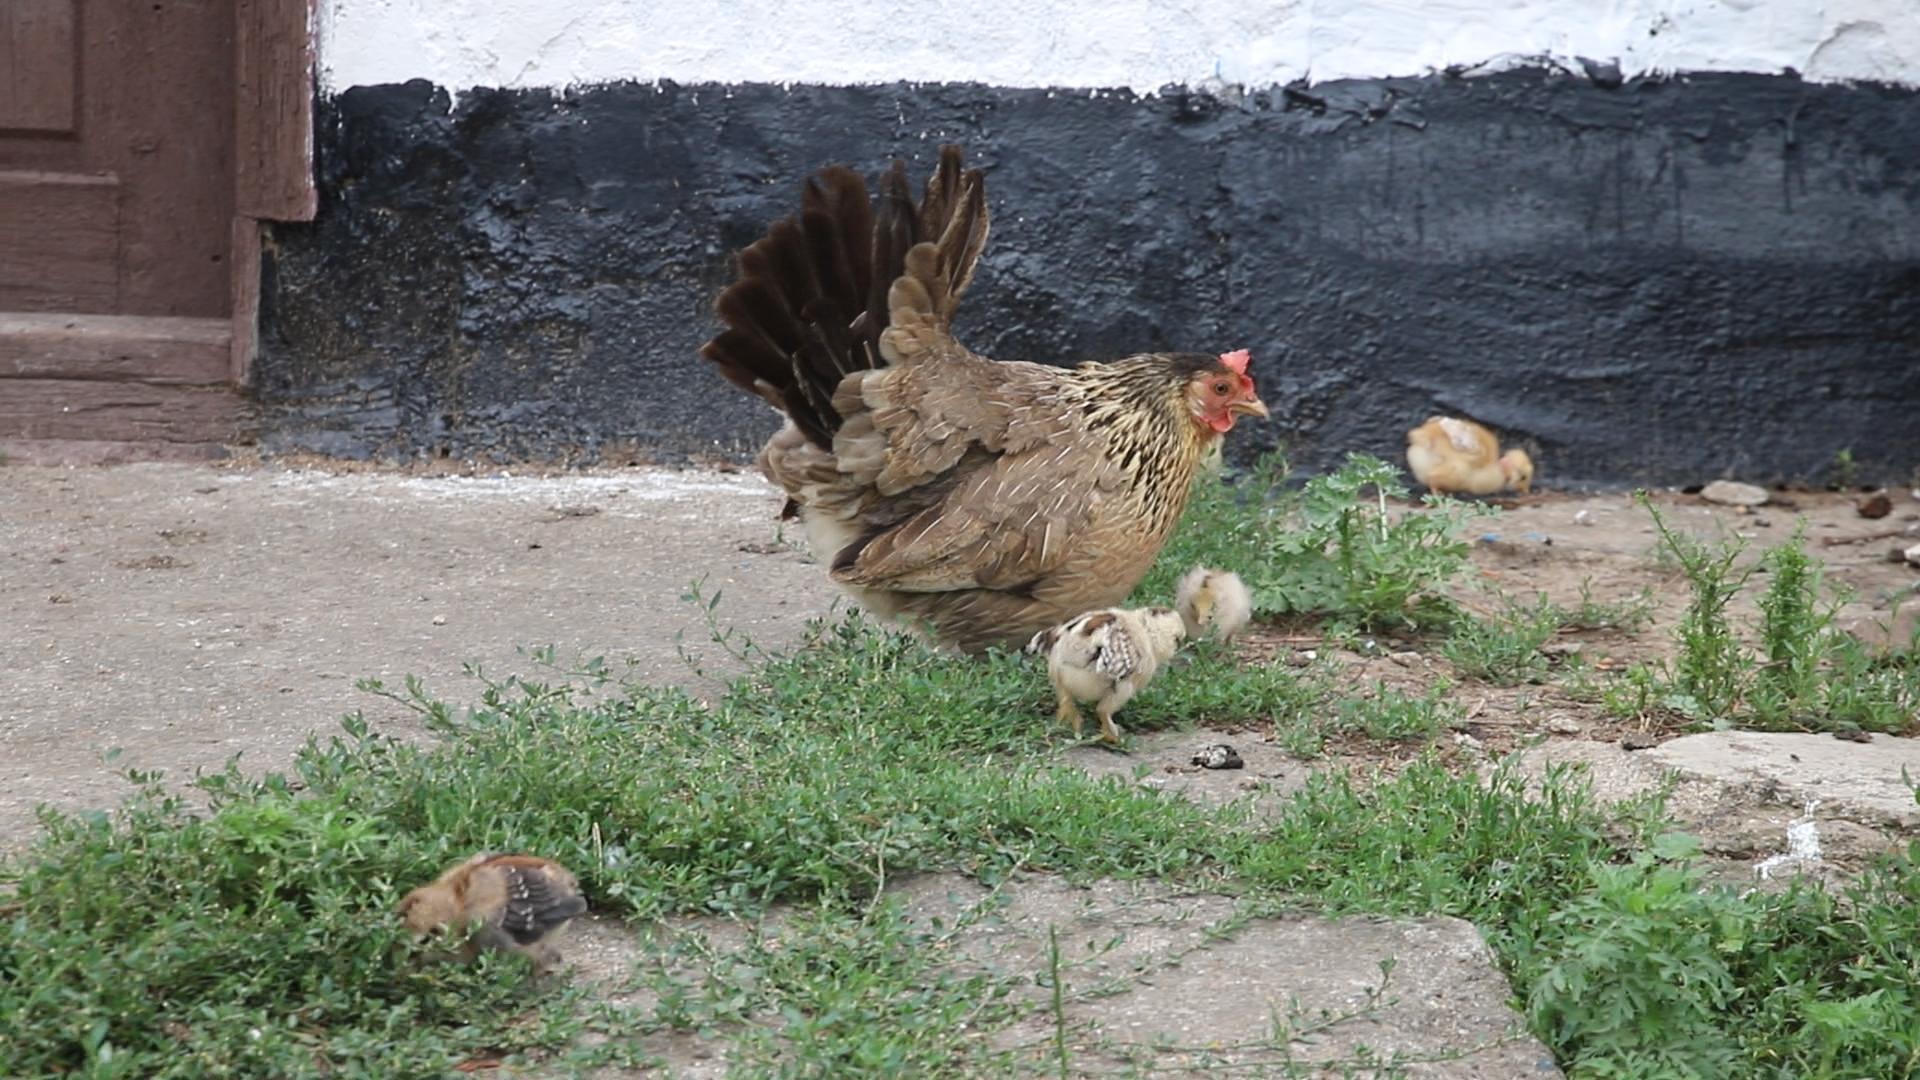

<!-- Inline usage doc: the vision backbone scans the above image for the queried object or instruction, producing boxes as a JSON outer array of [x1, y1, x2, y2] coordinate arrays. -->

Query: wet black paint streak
[[256, 70, 1920, 485]]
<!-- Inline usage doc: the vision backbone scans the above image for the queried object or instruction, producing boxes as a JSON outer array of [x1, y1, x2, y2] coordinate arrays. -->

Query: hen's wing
[[825, 246, 1126, 594]]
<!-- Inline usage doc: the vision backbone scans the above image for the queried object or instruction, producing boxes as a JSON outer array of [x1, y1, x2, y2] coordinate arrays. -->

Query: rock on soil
[[1699, 480, 1770, 507]]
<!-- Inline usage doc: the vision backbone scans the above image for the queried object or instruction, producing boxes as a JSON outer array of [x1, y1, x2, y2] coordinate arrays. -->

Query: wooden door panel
[[0, 170, 120, 310], [0, 1, 77, 132]]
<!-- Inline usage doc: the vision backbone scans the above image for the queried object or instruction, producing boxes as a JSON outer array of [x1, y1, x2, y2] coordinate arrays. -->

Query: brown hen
[[700, 145, 1268, 654]]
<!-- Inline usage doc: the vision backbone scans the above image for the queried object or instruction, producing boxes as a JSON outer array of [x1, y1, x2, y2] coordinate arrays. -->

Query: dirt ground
[[6, 459, 1918, 1077], [1, 461, 838, 846], [4, 461, 1916, 851]]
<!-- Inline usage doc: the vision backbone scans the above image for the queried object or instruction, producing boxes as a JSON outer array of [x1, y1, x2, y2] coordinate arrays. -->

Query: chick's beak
[[1228, 396, 1270, 419]]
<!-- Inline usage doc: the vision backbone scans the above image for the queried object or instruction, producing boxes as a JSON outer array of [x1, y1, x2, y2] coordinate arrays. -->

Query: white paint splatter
[[1754, 799, 1824, 881], [317, 0, 1920, 96]]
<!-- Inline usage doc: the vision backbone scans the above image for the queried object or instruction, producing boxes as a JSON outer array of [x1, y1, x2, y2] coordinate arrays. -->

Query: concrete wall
[[255, 1, 1920, 485]]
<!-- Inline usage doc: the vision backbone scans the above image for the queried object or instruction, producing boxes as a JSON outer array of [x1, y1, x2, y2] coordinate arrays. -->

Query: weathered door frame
[[0, 0, 315, 463], [232, 0, 319, 383]]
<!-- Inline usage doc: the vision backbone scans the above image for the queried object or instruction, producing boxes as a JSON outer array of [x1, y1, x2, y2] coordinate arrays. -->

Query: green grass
[[6, 468, 1920, 1078], [1442, 593, 1562, 685], [1620, 496, 1920, 733], [1138, 451, 1486, 632]]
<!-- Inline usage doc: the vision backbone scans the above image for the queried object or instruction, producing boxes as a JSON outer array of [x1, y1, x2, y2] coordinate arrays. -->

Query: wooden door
[[0, 0, 249, 461]]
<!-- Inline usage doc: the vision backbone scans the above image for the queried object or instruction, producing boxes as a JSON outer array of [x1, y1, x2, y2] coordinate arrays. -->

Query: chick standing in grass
[[1175, 566, 1253, 643], [1026, 606, 1187, 744], [1405, 416, 1534, 496], [397, 852, 588, 975]]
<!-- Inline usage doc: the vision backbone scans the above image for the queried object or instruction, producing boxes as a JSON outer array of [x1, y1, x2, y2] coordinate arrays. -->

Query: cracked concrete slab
[[557, 874, 1559, 1079], [1505, 734, 1917, 885]]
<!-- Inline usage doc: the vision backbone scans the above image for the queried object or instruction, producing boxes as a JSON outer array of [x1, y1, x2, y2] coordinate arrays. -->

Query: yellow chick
[[397, 852, 588, 974], [1405, 416, 1534, 496], [1026, 606, 1187, 744], [1175, 565, 1253, 643]]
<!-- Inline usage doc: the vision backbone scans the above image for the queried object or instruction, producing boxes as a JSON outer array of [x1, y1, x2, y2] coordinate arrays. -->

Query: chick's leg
[[1095, 683, 1139, 745], [1054, 690, 1086, 737]]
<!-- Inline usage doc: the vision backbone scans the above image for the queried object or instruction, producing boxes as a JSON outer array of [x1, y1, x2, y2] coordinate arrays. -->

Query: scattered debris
[[738, 540, 790, 555], [1857, 492, 1894, 519], [1700, 480, 1769, 508], [157, 528, 209, 546], [1840, 606, 1920, 659], [1190, 744, 1244, 770], [115, 554, 188, 571], [1821, 527, 1906, 547], [544, 504, 603, 521]]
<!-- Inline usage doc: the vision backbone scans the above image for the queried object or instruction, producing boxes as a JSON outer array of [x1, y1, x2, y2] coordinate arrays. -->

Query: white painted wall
[[318, 0, 1920, 95]]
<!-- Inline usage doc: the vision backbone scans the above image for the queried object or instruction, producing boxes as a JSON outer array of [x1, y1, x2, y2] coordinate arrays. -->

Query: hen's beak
[[1228, 397, 1270, 420]]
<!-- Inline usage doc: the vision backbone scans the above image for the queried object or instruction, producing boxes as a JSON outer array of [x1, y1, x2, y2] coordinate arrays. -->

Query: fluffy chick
[[397, 853, 588, 974], [1026, 606, 1187, 744], [1405, 416, 1534, 496], [1175, 566, 1253, 643]]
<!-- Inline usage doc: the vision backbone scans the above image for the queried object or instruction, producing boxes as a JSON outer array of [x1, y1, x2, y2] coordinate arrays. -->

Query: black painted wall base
[[256, 69, 1920, 486]]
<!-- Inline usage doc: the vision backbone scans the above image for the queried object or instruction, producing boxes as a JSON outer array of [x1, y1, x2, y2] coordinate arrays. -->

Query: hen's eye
[[1211, 382, 1229, 395]]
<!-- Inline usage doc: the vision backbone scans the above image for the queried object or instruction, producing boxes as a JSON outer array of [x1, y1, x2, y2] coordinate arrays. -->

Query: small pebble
[[1541, 641, 1584, 658], [1191, 744, 1245, 770], [1620, 733, 1658, 751], [1905, 543, 1920, 568], [1546, 716, 1582, 735], [1573, 509, 1594, 526], [431, 615, 447, 626], [1388, 650, 1422, 667], [1453, 732, 1485, 754]]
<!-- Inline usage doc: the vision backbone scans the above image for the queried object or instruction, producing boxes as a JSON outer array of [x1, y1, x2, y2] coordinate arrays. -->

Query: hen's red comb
[[1219, 349, 1250, 375]]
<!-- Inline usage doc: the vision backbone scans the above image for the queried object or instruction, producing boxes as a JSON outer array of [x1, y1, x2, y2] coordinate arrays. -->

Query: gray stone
[[1700, 480, 1770, 507], [1647, 732, 1920, 829], [1505, 734, 1919, 885], [896, 874, 1561, 1078]]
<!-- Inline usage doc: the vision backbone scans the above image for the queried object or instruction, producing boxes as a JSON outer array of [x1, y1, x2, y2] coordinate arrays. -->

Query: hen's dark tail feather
[[700, 144, 990, 450]]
